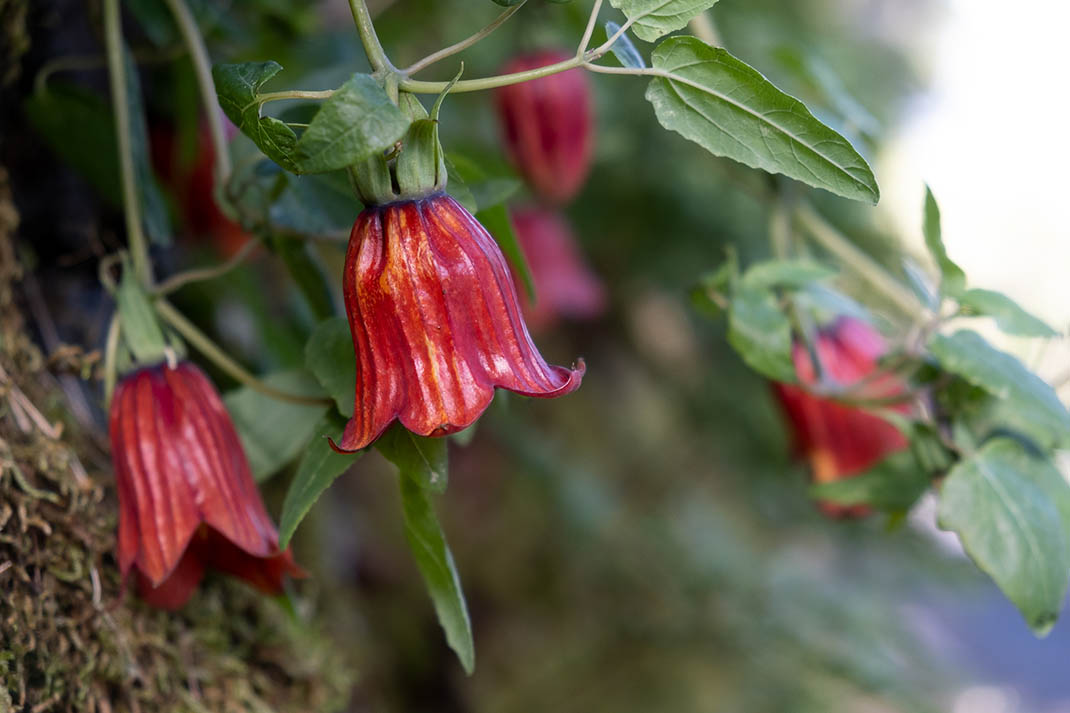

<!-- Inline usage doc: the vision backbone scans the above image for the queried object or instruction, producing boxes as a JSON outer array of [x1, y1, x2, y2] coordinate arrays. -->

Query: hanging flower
[[772, 317, 910, 517], [496, 50, 593, 204], [334, 192, 585, 452], [510, 206, 606, 331], [109, 361, 302, 609]]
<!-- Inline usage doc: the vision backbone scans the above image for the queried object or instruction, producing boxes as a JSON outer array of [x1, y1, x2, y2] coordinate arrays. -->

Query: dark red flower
[[335, 192, 585, 452], [772, 317, 909, 518], [109, 361, 302, 609], [496, 50, 593, 205], [510, 206, 607, 331]]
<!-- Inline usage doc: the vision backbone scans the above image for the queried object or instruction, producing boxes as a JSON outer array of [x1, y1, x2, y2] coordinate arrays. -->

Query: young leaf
[[928, 330, 1070, 442], [739, 259, 836, 291], [727, 287, 795, 382], [957, 288, 1058, 338], [938, 439, 1070, 636], [808, 451, 929, 512], [376, 423, 449, 494], [224, 370, 328, 480], [294, 74, 410, 174], [608, 0, 721, 43], [476, 203, 537, 304], [279, 412, 361, 548], [398, 470, 475, 674], [213, 61, 300, 172], [646, 38, 879, 204], [922, 185, 965, 297], [305, 317, 356, 418], [604, 21, 645, 69]]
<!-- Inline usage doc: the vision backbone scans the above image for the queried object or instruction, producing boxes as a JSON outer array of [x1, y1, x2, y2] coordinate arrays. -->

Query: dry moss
[[0, 166, 354, 712]]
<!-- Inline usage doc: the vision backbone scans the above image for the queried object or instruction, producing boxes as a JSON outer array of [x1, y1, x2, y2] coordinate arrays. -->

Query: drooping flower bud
[[510, 206, 606, 331], [496, 50, 593, 205], [335, 192, 585, 452], [772, 317, 910, 518], [109, 361, 302, 609]]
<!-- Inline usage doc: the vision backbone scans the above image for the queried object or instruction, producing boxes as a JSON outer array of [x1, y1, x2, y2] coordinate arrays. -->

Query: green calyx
[[114, 258, 184, 371], [347, 69, 462, 206]]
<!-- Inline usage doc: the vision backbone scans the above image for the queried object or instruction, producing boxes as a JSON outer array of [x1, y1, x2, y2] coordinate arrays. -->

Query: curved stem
[[103, 0, 151, 287], [153, 239, 259, 295], [405, 2, 526, 76], [257, 89, 336, 106], [348, 0, 395, 73], [577, 0, 604, 56], [155, 299, 332, 406], [794, 203, 924, 318], [162, 0, 231, 184], [400, 55, 583, 94]]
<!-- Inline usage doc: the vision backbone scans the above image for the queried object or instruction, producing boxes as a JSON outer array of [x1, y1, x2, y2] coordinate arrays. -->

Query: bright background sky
[[882, 0, 1070, 385]]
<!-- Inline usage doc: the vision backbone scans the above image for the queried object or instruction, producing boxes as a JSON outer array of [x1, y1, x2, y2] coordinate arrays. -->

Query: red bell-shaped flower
[[772, 317, 909, 517], [510, 206, 607, 331], [335, 192, 585, 452], [496, 50, 593, 205], [109, 361, 301, 609]]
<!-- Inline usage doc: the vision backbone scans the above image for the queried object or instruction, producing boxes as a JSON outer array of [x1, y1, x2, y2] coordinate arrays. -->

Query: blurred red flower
[[109, 361, 302, 609]]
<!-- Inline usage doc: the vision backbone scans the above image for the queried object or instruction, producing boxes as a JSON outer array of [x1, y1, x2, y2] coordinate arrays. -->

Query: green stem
[[576, 0, 604, 56], [154, 299, 332, 406], [103, 0, 151, 286], [794, 203, 923, 318], [103, 313, 121, 408], [257, 89, 336, 106], [152, 239, 258, 295], [405, 2, 526, 76], [348, 0, 395, 73], [400, 55, 584, 94], [162, 0, 231, 184]]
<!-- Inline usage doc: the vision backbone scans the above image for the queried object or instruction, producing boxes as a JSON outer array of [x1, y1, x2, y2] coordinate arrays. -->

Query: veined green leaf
[[295, 74, 409, 174], [646, 38, 879, 203], [928, 330, 1070, 444], [213, 61, 300, 173], [938, 439, 1070, 636], [957, 288, 1058, 338], [122, 48, 172, 246], [727, 287, 795, 382], [808, 451, 929, 512], [279, 412, 361, 548], [376, 423, 449, 494], [608, 0, 721, 43], [922, 185, 965, 297], [398, 472, 474, 673], [305, 317, 356, 418]]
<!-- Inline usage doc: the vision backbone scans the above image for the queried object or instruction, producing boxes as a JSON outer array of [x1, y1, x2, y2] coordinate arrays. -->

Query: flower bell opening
[[335, 192, 585, 453]]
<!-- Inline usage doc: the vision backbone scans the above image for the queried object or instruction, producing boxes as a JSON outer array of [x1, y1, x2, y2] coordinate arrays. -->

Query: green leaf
[[278, 411, 361, 548], [268, 236, 335, 320], [490, 0, 525, 5], [727, 287, 795, 382], [224, 371, 328, 480], [476, 203, 537, 304], [376, 423, 449, 494], [938, 439, 1070, 636], [446, 152, 522, 211], [808, 451, 929, 511], [294, 74, 409, 174], [119, 49, 172, 245], [739, 259, 836, 291], [213, 61, 300, 172], [608, 0, 721, 43], [270, 170, 363, 234], [604, 21, 645, 69], [957, 288, 1058, 338], [398, 470, 474, 674], [929, 330, 1070, 444], [646, 37, 879, 204], [305, 317, 356, 418], [922, 185, 965, 297]]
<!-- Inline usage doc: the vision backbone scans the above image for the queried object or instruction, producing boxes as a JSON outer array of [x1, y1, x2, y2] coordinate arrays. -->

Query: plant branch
[[153, 239, 259, 295], [154, 299, 332, 406], [256, 89, 336, 106], [577, 0, 604, 56], [400, 55, 583, 94], [794, 203, 924, 318], [348, 0, 395, 73], [405, 2, 526, 76], [162, 0, 231, 184], [103, 0, 151, 286]]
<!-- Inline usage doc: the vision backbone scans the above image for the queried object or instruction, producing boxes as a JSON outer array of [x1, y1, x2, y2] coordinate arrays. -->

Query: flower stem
[[257, 89, 336, 106], [405, 2, 527, 76], [794, 203, 924, 318], [154, 299, 332, 406], [162, 0, 231, 185], [348, 0, 395, 73], [400, 55, 584, 94], [103, 0, 151, 286], [577, 0, 604, 56], [153, 239, 259, 296]]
